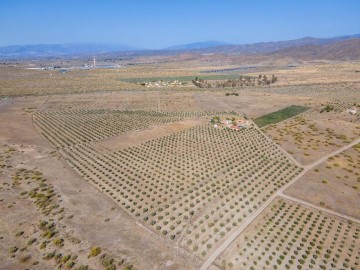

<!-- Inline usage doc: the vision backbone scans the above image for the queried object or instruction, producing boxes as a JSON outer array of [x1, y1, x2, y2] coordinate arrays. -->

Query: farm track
[[36, 95, 52, 113], [0, 97, 11, 107], [200, 136, 360, 270], [279, 193, 360, 223]]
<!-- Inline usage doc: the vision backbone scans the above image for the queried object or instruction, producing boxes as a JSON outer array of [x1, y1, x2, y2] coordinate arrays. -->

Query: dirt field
[[194, 91, 314, 119], [285, 143, 360, 218], [263, 109, 360, 165], [245, 62, 360, 86]]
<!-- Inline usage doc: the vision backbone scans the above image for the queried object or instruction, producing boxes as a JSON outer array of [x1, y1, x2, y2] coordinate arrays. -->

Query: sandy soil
[[194, 91, 314, 118], [97, 118, 207, 151], [285, 144, 360, 218], [263, 109, 360, 165]]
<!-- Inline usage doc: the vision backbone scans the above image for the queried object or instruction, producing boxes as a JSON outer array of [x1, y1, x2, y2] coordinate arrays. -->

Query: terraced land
[[33, 109, 303, 259], [214, 198, 360, 270]]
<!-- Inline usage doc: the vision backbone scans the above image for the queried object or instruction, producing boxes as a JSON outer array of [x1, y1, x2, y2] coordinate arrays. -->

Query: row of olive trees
[[192, 74, 278, 88]]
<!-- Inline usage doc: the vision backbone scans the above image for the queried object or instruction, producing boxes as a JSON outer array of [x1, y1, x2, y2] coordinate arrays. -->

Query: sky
[[0, 0, 359, 49]]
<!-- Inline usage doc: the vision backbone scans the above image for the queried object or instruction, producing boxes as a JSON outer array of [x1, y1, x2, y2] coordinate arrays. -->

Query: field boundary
[[254, 105, 309, 128]]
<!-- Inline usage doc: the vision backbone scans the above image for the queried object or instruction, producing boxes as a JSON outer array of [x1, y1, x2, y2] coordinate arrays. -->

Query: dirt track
[[200, 136, 360, 270]]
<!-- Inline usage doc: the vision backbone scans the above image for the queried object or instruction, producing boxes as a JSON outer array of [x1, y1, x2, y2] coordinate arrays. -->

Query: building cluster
[[140, 80, 186, 88], [211, 116, 252, 130]]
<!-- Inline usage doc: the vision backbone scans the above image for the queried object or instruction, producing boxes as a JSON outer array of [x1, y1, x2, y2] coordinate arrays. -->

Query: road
[[302, 137, 360, 170], [200, 137, 360, 270]]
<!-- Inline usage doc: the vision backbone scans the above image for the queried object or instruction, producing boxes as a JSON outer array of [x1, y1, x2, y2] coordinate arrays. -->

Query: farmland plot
[[285, 143, 360, 218], [33, 109, 303, 259], [263, 110, 360, 165], [214, 198, 359, 270], [260, 82, 360, 104], [33, 109, 224, 148]]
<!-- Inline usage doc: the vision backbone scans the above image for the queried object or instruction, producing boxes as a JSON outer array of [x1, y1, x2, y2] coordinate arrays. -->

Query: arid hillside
[[270, 38, 360, 60]]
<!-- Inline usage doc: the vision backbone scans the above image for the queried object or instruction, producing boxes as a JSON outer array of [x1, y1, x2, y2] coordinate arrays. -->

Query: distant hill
[[195, 34, 360, 55], [0, 33, 359, 59], [0, 43, 140, 59], [269, 38, 360, 61], [165, 41, 231, 51]]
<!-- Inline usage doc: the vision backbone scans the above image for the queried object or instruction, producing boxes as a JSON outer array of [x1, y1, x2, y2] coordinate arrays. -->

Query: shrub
[[53, 238, 64, 247], [66, 261, 76, 269], [101, 254, 114, 267], [19, 254, 31, 263], [9, 246, 18, 253], [88, 246, 101, 257], [62, 255, 71, 263], [43, 251, 56, 260]]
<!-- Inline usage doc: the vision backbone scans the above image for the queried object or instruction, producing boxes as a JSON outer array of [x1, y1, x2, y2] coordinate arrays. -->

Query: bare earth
[[97, 118, 207, 151]]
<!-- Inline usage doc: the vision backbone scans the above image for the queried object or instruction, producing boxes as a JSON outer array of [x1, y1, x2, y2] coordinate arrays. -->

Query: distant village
[[25, 57, 123, 72]]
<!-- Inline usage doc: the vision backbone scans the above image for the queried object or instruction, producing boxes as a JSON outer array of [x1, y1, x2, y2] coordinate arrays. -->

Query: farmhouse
[[210, 116, 252, 130]]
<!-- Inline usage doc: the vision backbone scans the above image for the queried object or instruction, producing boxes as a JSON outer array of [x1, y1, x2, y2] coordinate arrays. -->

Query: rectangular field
[[263, 109, 360, 165], [254, 105, 309, 128], [285, 143, 360, 218]]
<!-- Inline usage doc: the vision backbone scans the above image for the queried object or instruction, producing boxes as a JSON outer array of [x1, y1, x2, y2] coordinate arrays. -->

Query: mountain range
[[0, 34, 359, 60], [0, 43, 139, 59], [189, 34, 360, 55], [165, 41, 231, 51]]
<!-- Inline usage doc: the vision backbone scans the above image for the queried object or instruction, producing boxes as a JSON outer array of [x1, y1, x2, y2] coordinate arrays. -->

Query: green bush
[[9, 246, 18, 253], [53, 238, 64, 247], [88, 246, 101, 257], [101, 254, 114, 267]]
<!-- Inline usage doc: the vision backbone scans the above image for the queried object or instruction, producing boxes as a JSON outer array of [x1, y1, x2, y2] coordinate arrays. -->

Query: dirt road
[[279, 193, 360, 223]]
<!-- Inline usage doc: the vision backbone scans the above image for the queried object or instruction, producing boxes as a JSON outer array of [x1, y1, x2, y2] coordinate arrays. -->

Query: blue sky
[[0, 0, 359, 49]]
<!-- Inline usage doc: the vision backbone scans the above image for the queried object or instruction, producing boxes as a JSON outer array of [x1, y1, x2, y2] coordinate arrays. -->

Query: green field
[[119, 74, 256, 83], [254, 105, 309, 128]]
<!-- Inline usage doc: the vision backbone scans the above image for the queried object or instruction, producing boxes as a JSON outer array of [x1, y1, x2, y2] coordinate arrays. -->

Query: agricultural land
[[0, 54, 359, 270]]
